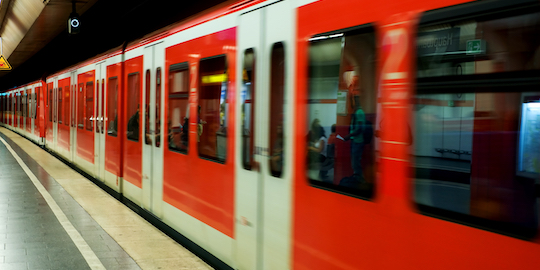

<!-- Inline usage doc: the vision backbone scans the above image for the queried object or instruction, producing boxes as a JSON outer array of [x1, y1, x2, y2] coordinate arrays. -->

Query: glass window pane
[[86, 82, 94, 131], [198, 56, 228, 162], [155, 68, 162, 148], [34, 91, 38, 119], [78, 84, 84, 129], [145, 70, 151, 145], [414, 8, 540, 238], [417, 12, 540, 78], [270, 43, 285, 178], [64, 86, 70, 126], [49, 89, 52, 122], [58, 89, 63, 124], [107, 77, 118, 137], [95, 80, 100, 133], [242, 49, 256, 170], [306, 27, 377, 198], [168, 63, 189, 153], [127, 73, 140, 141]]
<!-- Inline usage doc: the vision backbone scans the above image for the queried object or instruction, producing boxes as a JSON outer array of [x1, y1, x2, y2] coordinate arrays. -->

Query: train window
[[58, 89, 63, 124], [96, 80, 100, 133], [198, 55, 228, 162], [127, 72, 140, 142], [29, 93, 32, 119], [107, 77, 118, 137], [242, 49, 256, 170], [34, 92, 37, 119], [78, 84, 84, 129], [64, 86, 70, 126], [155, 68, 162, 148], [306, 25, 377, 198], [414, 2, 540, 238], [270, 43, 285, 178], [22, 93, 26, 118], [86, 82, 94, 131], [168, 63, 189, 153], [25, 92, 29, 119], [49, 89, 52, 122], [145, 70, 151, 145]]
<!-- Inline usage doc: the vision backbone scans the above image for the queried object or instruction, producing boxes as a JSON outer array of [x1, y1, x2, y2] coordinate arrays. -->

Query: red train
[[1, 0, 540, 269]]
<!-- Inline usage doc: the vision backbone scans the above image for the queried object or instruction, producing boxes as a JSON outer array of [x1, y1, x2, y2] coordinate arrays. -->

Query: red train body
[[1, 0, 539, 269]]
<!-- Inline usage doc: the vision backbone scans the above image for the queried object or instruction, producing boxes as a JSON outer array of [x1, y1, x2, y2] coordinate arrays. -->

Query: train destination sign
[[0, 55, 11, 70]]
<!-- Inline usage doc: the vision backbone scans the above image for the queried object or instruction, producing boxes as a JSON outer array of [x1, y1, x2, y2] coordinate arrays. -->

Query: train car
[[0, 81, 45, 144], [1, 0, 539, 269], [294, 0, 540, 269], [44, 47, 124, 192]]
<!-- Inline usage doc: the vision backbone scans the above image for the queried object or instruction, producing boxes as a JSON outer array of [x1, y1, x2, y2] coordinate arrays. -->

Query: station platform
[[0, 127, 213, 270]]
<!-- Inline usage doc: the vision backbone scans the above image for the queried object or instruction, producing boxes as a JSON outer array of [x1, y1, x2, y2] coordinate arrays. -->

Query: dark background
[[0, 0, 228, 91]]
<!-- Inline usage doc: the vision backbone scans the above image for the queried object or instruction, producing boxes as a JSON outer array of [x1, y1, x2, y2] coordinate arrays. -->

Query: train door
[[142, 43, 164, 217], [70, 72, 77, 161], [236, 2, 294, 269], [95, 63, 106, 181]]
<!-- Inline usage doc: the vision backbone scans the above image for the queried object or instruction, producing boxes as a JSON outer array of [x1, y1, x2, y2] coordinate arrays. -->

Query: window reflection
[[127, 73, 140, 141], [417, 12, 540, 78], [270, 43, 285, 177], [307, 27, 376, 198], [168, 63, 189, 153], [198, 56, 228, 162], [414, 8, 540, 238], [107, 77, 119, 136], [242, 49, 256, 170]]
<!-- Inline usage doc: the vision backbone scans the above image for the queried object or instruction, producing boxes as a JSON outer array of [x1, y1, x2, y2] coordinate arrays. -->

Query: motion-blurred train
[[1, 0, 540, 269]]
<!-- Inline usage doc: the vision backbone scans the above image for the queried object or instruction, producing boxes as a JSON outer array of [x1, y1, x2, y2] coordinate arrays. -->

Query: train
[[1, 0, 540, 269]]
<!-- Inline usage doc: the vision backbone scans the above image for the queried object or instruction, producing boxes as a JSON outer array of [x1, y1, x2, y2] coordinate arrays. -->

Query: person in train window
[[344, 95, 365, 181], [307, 119, 327, 169], [319, 124, 336, 182], [197, 105, 206, 142], [108, 114, 118, 136], [127, 105, 140, 141]]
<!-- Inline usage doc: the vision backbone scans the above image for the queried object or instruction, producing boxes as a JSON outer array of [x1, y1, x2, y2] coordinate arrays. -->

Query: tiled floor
[[0, 127, 213, 270]]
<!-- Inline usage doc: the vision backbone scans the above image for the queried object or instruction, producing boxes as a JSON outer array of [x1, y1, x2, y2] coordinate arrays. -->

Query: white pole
[[0, 37, 3, 55]]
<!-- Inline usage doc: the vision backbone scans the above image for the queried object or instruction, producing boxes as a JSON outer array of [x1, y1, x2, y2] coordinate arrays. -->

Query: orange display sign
[[0, 55, 12, 70]]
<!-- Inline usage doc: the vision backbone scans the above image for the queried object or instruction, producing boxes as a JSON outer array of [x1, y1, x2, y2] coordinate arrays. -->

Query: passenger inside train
[[127, 105, 140, 141], [307, 25, 376, 197]]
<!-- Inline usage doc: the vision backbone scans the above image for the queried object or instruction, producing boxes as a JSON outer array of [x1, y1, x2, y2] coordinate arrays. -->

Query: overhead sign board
[[0, 55, 11, 70]]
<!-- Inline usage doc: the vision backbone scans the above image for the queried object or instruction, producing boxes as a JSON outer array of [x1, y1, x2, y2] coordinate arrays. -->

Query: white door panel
[[71, 72, 77, 162], [236, 1, 294, 269], [236, 9, 263, 270], [142, 43, 164, 218], [94, 63, 107, 181]]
